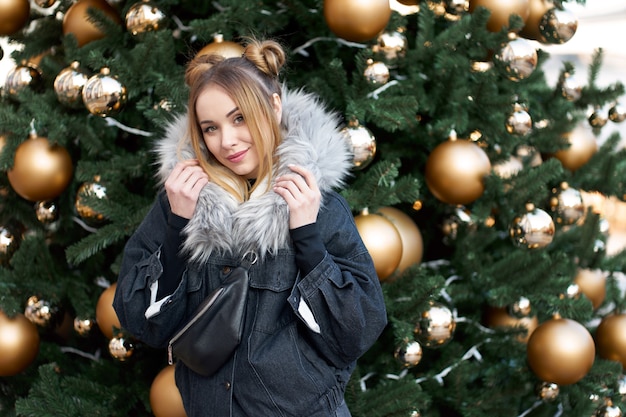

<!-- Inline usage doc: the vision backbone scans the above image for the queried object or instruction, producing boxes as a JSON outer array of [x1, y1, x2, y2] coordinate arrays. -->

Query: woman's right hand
[[164, 159, 210, 219]]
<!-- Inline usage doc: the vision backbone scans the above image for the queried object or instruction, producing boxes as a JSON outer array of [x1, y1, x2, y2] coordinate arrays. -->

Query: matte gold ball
[[196, 34, 244, 59], [425, 139, 491, 205], [520, 0, 551, 40], [377, 206, 423, 274], [63, 0, 122, 47], [0, 310, 40, 376], [354, 210, 403, 281], [0, 0, 30, 36], [469, 0, 530, 32], [323, 0, 392, 42], [526, 316, 595, 385], [596, 313, 626, 370], [554, 124, 597, 171], [96, 283, 121, 339], [7, 134, 74, 202], [483, 305, 538, 343], [574, 268, 606, 310], [150, 366, 188, 417]]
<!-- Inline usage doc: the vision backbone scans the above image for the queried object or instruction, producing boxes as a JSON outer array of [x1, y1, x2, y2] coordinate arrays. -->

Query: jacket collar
[[154, 87, 352, 262]]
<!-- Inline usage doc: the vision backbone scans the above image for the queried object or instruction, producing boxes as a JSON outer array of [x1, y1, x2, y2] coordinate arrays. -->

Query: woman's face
[[196, 85, 260, 179]]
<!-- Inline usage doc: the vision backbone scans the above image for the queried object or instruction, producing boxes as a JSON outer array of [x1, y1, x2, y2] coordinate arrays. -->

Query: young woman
[[113, 37, 387, 417]]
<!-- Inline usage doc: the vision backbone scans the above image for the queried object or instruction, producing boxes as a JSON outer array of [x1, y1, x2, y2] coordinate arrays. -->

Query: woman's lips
[[227, 149, 247, 163]]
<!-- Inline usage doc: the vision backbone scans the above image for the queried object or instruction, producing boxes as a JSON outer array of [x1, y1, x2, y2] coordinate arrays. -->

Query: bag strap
[[239, 251, 258, 270]]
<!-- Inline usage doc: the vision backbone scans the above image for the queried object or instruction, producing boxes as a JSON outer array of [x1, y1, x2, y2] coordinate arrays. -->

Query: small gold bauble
[[354, 209, 403, 281], [0, 0, 30, 36], [394, 340, 423, 367], [75, 180, 108, 224], [425, 137, 491, 205], [108, 335, 134, 361], [82, 67, 128, 117], [519, 0, 551, 40], [0, 310, 40, 376], [494, 34, 538, 81], [196, 34, 244, 59], [573, 268, 606, 310], [505, 103, 532, 136], [549, 182, 584, 225], [373, 30, 408, 67], [54, 61, 89, 108], [377, 206, 423, 275], [96, 283, 121, 339], [483, 305, 538, 343], [73, 317, 95, 337], [7, 133, 74, 202], [561, 73, 583, 101], [150, 366, 188, 417], [63, 0, 122, 47], [468, 0, 530, 32], [125, 0, 167, 36], [594, 403, 623, 417], [363, 60, 390, 85], [538, 7, 577, 44], [0, 222, 23, 264], [414, 301, 456, 348], [4, 63, 43, 98], [323, 0, 392, 42], [526, 316, 595, 385], [24, 295, 61, 329], [536, 381, 560, 402], [341, 121, 376, 170], [609, 103, 626, 123], [596, 313, 626, 370], [34, 200, 60, 226], [554, 123, 597, 171], [589, 106, 609, 129], [509, 204, 555, 249], [493, 156, 523, 179]]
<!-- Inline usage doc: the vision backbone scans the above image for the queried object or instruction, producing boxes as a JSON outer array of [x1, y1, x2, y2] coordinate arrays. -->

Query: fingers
[[274, 164, 321, 228], [165, 160, 210, 218]]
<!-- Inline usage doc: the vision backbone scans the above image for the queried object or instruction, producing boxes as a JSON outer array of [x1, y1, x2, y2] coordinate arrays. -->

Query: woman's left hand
[[273, 164, 321, 229]]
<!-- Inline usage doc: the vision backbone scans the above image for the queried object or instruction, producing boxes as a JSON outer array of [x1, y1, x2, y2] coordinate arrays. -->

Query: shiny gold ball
[[468, 0, 530, 32], [520, 0, 551, 40], [196, 34, 244, 59], [4, 63, 43, 98], [414, 301, 456, 348], [494, 35, 538, 81], [0, 310, 40, 376], [536, 381, 560, 402], [7, 133, 74, 202], [0, 0, 30, 36], [526, 316, 595, 385], [425, 138, 491, 205], [34, 200, 60, 226], [377, 206, 423, 275], [342, 121, 376, 170], [539, 7, 577, 44], [24, 295, 60, 329], [589, 106, 609, 129], [96, 283, 121, 339], [323, 0, 392, 42], [483, 305, 538, 343], [493, 156, 523, 179], [561, 73, 584, 101], [63, 0, 122, 47], [125, 0, 167, 36], [354, 209, 403, 281], [509, 205, 555, 249], [108, 335, 134, 361], [554, 123, 597, 171], [54, 61, 89, 108], [505, 103, 532, 136], [75, 180, 108, 224], [82, 67, 128, 117], [595, 404, 623, 417], [394, 340, 423, 367], [574, 268, 606, 310], [549, 182, 584, 225], [0, 222, 23, 264], [150, 366, 188, 417], [73, 317, 95, 337], [363, 60, 390, 85], [373, 30, 408, 67], [609, 103, 626, 123], [596, 313, 626, 370]]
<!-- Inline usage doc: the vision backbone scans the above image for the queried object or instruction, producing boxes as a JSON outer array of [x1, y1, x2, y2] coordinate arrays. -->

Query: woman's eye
[[203, 126, 217, 133], [234, 115, 244, 124]]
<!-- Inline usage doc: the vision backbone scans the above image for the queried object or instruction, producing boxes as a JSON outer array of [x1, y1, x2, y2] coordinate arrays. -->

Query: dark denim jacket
[[113, 191, 387, 417]]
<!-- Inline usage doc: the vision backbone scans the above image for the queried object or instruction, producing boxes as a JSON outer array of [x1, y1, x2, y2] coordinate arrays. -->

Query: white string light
[[292, 37, 367, 57]]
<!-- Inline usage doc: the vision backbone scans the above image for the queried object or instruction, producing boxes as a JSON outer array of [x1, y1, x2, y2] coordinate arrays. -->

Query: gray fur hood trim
[[154, 87, 352, 262]]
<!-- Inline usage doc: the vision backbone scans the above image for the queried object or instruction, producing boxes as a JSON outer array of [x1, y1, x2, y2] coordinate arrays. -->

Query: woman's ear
[[272, 93, 283, 122]]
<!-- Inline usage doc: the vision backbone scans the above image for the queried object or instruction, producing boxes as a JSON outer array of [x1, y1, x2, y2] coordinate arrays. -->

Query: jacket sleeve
[[288, 191, 388, 369], [112, 192, 192, 348]]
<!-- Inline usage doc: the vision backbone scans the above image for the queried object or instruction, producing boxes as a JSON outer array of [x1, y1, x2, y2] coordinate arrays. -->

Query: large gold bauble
[[125, 0, 166, 36], [519, 0, 551, 40], [0, 310, 40, 376], [469, 0, 530, 32], [96, 283, 121, 339], [150, 366, 188, 417], [323, 0, 392, 42], [596, 313, 626, 369], [539, 7, 577, 44], [0, 0, 30, 36], [196, 34, 244, 59], [4, 63, 43, 98], [574, 268, 606, 310], [354, 209, 403, 281], [54, 61, 89, 108], [526, 316, 595, 385], [483, 306, 538, 343], [377, 206, 423, 275], [425, 138, 491, 205], [509, 204, 555, 249], [7, 133, 74, 202], [63, 0, 122, 47], [414, 301, 456, 348], [554, 123, 597, 171], [82, 67, 128, 117]]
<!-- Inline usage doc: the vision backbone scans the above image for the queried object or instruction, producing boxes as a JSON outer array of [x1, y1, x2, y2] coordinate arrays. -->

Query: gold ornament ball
[[394, 340, 423, 367], [0, 222, 23, 264], [323, 0, 392, 42], [469, 0, 530, 32], [75, 180, 108, 224], [539, 7, 577, 44], [596, 313, 626, 369], [96, 283, 121, 339], [24, 295, 60, 329], [54, 61, 89, 108], [377, 206, 423, 275], [483, 305, 538, 343], [0, 310, 40, 376], [526, 316, 595, 385], [549, 183, 584, 225], [363, 60, 390, 85], [494, 35, 538, 81], [425, 138, 491, 205], [373, 30, 408, 68], [509, 204, 555, 249], [561, 73, 583, 101], [108, 335, 134, 361], [574, 268, 606, 310], [63, 0, 122, 47], [196, 34, 244, 59], [4, 63, 43, 98], [74, 317, 95, 337], [7, 133, 74, 202], [609, 103, 626, 123], [82, 67, 128, 117], [414, 301, 456, 348], [150, 366, 188, 417], [125, 0, 166, 36], [341, 121, 376, 170], [505, 103, 532, 136], [0, 0, 30, 36], [354, 209, 403, 281], [520, 0, 551, 40], [554, 123, 597, 171]]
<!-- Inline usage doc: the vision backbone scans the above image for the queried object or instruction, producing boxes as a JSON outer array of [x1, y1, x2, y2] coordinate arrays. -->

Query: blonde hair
[[184, 37, 287, 202]]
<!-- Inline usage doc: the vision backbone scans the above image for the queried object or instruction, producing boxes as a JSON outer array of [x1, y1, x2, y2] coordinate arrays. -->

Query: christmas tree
[[2, 0, 626, 416]]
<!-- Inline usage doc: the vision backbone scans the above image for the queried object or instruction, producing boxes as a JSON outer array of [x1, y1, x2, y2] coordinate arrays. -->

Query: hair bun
[[242, 38, 286, 78], [185, 53, 224, 87]]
